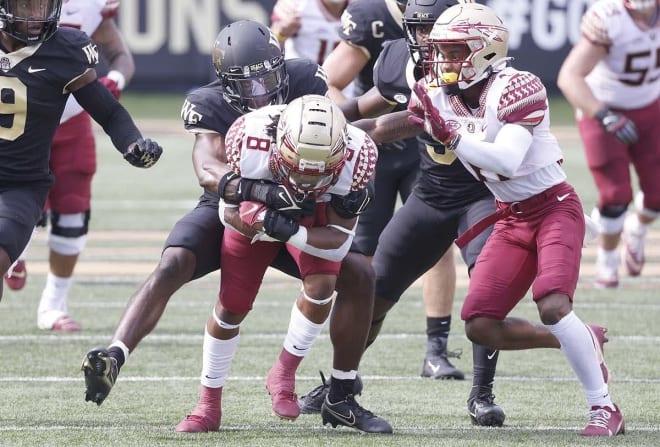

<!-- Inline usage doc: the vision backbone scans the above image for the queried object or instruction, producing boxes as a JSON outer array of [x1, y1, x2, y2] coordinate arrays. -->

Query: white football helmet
[[424, 3, 509, 91], [624, 0, 658, 13], [272, 95, 347, 199]]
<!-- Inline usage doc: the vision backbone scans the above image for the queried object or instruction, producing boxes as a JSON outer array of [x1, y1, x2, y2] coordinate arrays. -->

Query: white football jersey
[[60, 0, 117, 122], [225, 104, 377, 200], [282, 0, 354, 97], [424, 67, 567, 202], [582, 0, 660, 109]]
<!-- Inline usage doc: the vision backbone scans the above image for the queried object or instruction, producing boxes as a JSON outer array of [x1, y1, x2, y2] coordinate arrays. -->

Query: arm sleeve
[[73, 80, 142, 154]]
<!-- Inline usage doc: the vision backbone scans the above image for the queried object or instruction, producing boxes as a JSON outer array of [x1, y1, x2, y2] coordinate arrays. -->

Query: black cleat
[[321, 394, 392, 434], [421, 337, 464, 380], [82, 347, 118, 406], [467, 388, 505, 427], [298, 371, 362, 414]]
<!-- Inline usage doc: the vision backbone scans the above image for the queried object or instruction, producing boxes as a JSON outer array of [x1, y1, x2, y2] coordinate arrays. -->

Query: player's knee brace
[[47, 210, 90, 255], [301, 287, 336, 306], [592, 205, 627, 235], [635, 191, 660, 219], [212, 308, 241, 330]]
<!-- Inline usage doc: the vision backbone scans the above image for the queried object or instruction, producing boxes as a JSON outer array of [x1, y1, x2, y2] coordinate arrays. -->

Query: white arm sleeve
[[453, 123, 532, 178], [287, 223, 356, 262], [218, 198, 239, 233]]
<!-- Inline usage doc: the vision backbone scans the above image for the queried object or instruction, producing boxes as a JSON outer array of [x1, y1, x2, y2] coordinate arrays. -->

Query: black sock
[[427, 315, 451, 340], [471, 343, 498, 395], [328, 377, 355, 403], [108, 346, 126, 371]]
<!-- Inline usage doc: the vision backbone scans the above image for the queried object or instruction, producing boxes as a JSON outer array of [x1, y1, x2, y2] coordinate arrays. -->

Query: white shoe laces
[[586, 408, 611, 428]]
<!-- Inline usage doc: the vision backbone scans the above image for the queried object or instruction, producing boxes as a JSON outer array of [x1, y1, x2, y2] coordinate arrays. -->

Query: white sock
[[37, 273, 73, 327], [283, 302, 328, 357], [546, 311, 612, 408], [200, 329, 239, 388], [332, 369, 358, 380]]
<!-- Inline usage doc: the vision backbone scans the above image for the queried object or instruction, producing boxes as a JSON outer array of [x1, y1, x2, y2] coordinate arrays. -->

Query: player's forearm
[[354, 110, 420, 144]]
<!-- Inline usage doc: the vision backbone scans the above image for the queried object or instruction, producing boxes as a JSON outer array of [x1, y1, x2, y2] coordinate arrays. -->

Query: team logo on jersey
[[82, 43, 99, 65], [0, 57, 10, 71], [341, 11, 357, 36], [180, 99, 204, 125], [393, 93, 408, 104]]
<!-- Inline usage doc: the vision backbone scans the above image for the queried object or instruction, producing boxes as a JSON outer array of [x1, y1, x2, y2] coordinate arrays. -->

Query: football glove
[[239, 179, 315, 219], [595, 107, 638, 145], [263, 209, 300, 242], [330, 185, 373, 219], [98, 76, 121, 100], [408, 81, 461, 150], [124, 138, 162, 168], [82, 347, 118, 406]]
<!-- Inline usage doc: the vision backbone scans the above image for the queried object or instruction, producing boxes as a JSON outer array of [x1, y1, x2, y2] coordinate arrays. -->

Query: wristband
[[287, 226, 308, 249], [217, 171, 240, 199], [106, 70, 126, 91]]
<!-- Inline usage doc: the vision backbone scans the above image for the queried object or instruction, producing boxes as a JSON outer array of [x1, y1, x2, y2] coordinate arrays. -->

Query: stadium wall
[[117, 0, 594, 94]]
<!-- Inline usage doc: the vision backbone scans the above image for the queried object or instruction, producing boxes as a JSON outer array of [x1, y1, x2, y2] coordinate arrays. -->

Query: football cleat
[[266, 362, 299, 420], [585, 324, 610, 384], [175, 386, 222, 433], [298, 371, 363, 414], [622, 214, 646, 277], [594, 251, 619, 288], [4, 259, 27, 291], [421, 336, 464, 380], [82, 347, 118, 406], [321, 394, 393, 434], [580, 404, 625, 436], [467, 386, 506, 427]]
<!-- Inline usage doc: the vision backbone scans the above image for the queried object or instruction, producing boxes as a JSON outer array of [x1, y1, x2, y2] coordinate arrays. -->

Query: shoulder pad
[[497, 72, 547, 126]]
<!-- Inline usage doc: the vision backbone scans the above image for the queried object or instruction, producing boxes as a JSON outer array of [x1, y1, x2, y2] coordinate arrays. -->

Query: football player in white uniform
[[359, 3, 625, 437], [558, 0, 660, 288], [270, 0, 354, 97], [176, 95, 392, 433]]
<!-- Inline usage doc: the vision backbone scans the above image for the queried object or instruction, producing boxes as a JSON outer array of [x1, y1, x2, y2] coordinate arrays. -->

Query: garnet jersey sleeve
[[224, 116, 247, 176], [330, 125, 378, 195], [496, 72, 548, 127]]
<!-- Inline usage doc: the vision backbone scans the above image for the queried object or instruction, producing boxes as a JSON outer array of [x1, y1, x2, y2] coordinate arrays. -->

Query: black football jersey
[[182, 58, 328, 136], [340, 0, 403, 96], [374, 39, 491, 209], [0, 27, 98, 187]]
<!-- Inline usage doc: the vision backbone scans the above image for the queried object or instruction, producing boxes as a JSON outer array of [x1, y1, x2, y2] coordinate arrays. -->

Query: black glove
[[241, 180, 315, 219], [124, 138, 163, 168], [330, 185, 373, 219], [263, 209, 300, 242], [595, 108, 638, 145]]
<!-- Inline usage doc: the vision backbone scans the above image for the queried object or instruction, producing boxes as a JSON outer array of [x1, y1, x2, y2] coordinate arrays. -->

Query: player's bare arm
[[557, 39, 608, 118], [91, 17, 135, 83], [192, 132, 230, 195], [323, 41, 369, 102]]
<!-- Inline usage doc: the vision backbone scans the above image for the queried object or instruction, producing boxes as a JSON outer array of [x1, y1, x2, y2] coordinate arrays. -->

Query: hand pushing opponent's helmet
[[425, 3, 509, 91], [213, 20, 288, 114], [272, 95, 347, 199], [0, 0, 62, 45]]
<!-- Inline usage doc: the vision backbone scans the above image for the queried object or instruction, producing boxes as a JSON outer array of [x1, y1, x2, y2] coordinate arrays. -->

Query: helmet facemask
[[0, 0, 62, 45], [272, 95, 348, 200], [423, 3, 509, 92], [222, 58, 288, 113]]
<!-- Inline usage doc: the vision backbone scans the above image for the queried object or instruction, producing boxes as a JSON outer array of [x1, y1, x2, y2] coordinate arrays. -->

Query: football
[[239, 201, 268, 227]]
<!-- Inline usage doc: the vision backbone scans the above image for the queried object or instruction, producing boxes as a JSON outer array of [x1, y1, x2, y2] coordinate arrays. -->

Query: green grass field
[[0, 93, 658, 446]]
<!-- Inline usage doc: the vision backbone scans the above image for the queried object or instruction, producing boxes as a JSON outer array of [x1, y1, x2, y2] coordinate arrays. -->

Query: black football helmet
[[212, 20, 289, 114], [403, 0, 473, 65], [0, 0, 62, 45]]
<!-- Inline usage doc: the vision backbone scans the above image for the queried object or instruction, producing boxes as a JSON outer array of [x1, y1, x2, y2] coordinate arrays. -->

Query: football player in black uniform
[[301, 0, 506, 427], [320, 0, 464, 382], [81, 20, 391, 434], [0, 0, 162, 300]]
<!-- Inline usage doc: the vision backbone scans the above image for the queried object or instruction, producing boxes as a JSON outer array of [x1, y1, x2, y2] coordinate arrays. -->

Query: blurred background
[[118, 0, 593, 94]]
